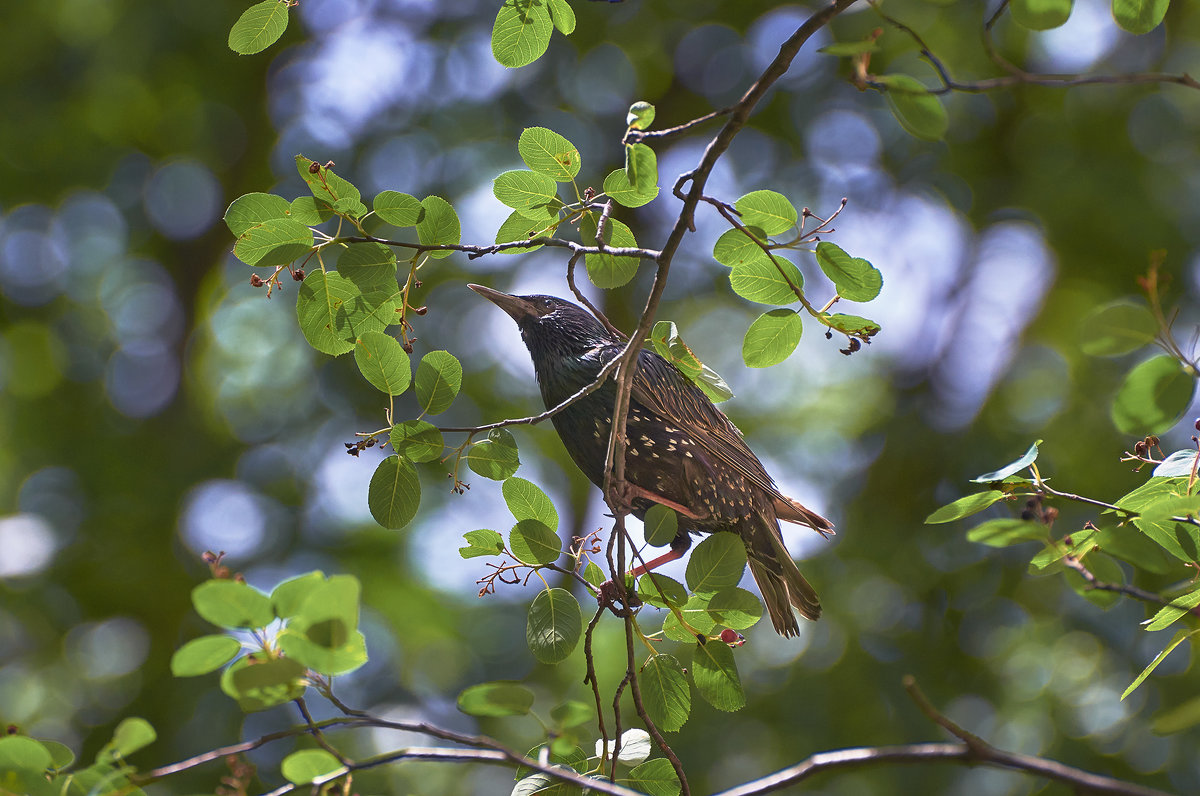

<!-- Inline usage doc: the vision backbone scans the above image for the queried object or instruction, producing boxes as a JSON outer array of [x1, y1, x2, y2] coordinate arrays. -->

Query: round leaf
[[493, 169, 559, 219], [742, 309, 802, 368], [468, 428, 521, 480], [491, 0, 553, 68], [509, 518, 561, 566], [495, 210, 548, 254], [1112, 0, 1168, 34], [1080, 300, 1158, 356], [503, 476, 559, 530], [100, 717, 157, 761], [597, 729, 651, 765], [636, 574, 688, 609], [527, 588, 582, 664], [518, 127, 581, 181], [279, 627, 367, 675], [192, 579, 274, 629], [0, 736, 52, 773], [713, 228, 769, 268], [707, 587, 764, 630], [735, 190, 797, 235], [228, 0, 290, 55], [627, 758, 681, 796], [460, 528, 505, 559], [729, 257, 804, 305], [626, 101, 656, 130], [640, 654, 691, 732], [369, 455, 420, 530], [225, 192, 290, 236], [457, 681, 535, 717], [336, 242, 397, 293], [372, 190, 424, 227], [416, 196, 460, 258], [1011, 0, 1073, 29], [233, 217, 314, 267], [643, 504, 679, 547], [624, 143, 658, 196], [685, 533, 748, 593], [354, 332, 411, 395], [390, 420, 444, 463], [603, 168, 658, 208], [296, 271, 366, 356], [547, 0, 576, 34], [582, 215, 640, 289], [170, 634, 243, 677], [271, 571, 326, 618], [815, 242, 882, 302], [1111, 355, 1194, 435], [220, 653, 307, 711], [691, 641, 745, 711], [879, 74, 948, 141], [281, 749, 344, 785], [416, 350, 463, 414]]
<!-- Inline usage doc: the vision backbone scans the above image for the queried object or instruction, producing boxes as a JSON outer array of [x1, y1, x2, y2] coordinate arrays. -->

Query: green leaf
[[626, 101, 656, 130], [336, 241, 398, 293], [686, 533, 748, 592], [712, 227, 769, 268], [228, 0, 290, 55], [271, 571, 326, 618], [1011, 0, 1073, 29], [1081, 300, 1157, 356], [287, 573, 361, 631], [416, 350, 463, 414], [643, 504, 679, 547], [970, 440, 1041, 483], [40, 740, 74, 772], [390, 420, 444, 463], [547, 0, 576, 34], [824, 313, 881, 338], [233, 217, 314, 267], [192, 580, 274, 629], [640, 655, 690, 732], [583, 561, 605, 589], [279, 628, 367, 675], [1112, 0, 1169, 34], [527, 588, 582, 663], [626, 758, 681, 796], [878, 74, 949, 141], [581, 215, 641, 289], [495, 210, 549, 254], [597, 729, 651, 765], [219, 653, 307, 710], [729, 256, 804, 305], [492, 0, 553, 68], [815, 242, 883, 302], [225, 192, 290, 236], [742, 309, 802, 368], [518, 127, 581, 182], [925, 491, 1006, 524], [493, 169, 560, 220], [661, 593, 719, 642], [354, 332, 411, 396], [734, 190, 797, 235], [1154, 450, 1200, 478], [503, 477, 559, 530], [170, 635, 242, 677], [289, 196, 333, 226], [510, 519, 561, 566], [372, 190, 425, 227], [1138, 494, 1200, 523], [416, 195, 461, 258], [707, 587, 764, 630], [1122, 629, 1198, 700], [624, 143, 658, 196], [1143, 588, 1200, 631], [637, 573, 688, 608], [967, 519, 1046, 547], [691, 641, 745, 711], [469, 428, 521, 480], [460, 528, 505, 559], [296, 156, 363, 208], [0, 736, 52, 773], [1112, 355, 1194, 435], [457, 681, 535, 717], [97, 717, 156, 762], [1028, 530, 1099, 573], [1092, 524, 1176, 574], [649, 321, 734, 403], [296, 271, 394, 357], [1152, 693, 1200, 734], [368, 455, 421, 530], [603, 168, 659, 208], [281, 749, 344, 786], [550, 700, 594, 729]]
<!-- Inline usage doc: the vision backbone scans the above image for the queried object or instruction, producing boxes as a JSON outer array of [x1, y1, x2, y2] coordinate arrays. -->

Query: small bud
[[825, 330, 833, 340], [323, 160, 336, 169], [413, 279, 422, 289], [249, 274, 264, 288], [308, 161, 321, 174], [1134, 440, 1147, 456], [292, 268, 305, 281], [402, 341, 414, 354], [414, 306, 428, 316]]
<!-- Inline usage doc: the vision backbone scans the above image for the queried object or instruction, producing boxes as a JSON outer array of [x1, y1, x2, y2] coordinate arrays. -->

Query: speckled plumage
[[469, 286, 832, 636]]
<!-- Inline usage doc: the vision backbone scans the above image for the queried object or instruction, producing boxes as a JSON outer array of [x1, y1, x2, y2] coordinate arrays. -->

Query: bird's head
[[468, 284, 616, 362]]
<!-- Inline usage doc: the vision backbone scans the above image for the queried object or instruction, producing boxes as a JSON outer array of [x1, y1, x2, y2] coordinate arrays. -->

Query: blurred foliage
[[3, 0, 1200, 794]]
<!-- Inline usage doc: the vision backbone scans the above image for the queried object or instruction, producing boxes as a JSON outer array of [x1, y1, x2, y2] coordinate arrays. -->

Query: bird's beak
[[468, 283, 540, 323]]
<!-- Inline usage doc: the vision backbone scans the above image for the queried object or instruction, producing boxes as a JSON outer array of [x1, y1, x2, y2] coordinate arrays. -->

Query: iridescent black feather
[[469, 286, 832, 636]]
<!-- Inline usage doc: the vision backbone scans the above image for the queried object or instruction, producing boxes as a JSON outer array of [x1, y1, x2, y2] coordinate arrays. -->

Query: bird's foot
[[596, 578, 641, 616], [605, 481, 708, 520]]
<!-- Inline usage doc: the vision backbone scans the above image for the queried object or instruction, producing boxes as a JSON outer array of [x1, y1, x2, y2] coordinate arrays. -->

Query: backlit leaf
[[527, 588, 582, 663], [742, 309, 802, 368], [368, 455, 420, 530]]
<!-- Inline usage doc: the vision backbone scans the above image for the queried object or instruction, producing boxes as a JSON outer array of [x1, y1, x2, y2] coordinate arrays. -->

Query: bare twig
[[339, 234, 661, 262], [624, 107, 734, 145]]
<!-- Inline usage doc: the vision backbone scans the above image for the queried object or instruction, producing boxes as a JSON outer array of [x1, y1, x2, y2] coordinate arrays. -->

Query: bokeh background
[[3, 0, 1200, 793]]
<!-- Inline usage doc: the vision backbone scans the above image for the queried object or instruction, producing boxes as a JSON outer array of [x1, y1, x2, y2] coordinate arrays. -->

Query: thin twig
[[338, 234, 661, 262], [624, 107, 734, 144]]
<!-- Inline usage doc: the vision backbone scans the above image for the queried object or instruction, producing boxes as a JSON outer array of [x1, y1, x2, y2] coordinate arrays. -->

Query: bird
[[468, 284, 833, 637]]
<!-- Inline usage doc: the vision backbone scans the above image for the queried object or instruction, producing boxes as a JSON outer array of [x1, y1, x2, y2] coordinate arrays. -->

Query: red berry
[[720, 628, 739, 644]]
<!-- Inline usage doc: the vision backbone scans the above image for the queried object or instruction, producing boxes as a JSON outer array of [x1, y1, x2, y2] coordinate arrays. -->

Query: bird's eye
[[541, 298, 554, 311]]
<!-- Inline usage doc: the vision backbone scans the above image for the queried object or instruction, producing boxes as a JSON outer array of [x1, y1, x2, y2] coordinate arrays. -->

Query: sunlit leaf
[[1111, 355, 1194, 436], [492, 0, 554, 68], [458, 681, 535, 716], [707, 587, 764, 630], [228, 0, 290, 55], [416, 196, 461, 258], [640, 654, 690, 731], [494, 169, 561, 220], [281, 749, 344, 786], [603, 168, 658, 208], [712, 227, 769, 268], [336, 241, 397, 293], [815, 241, 882, 302], [626, 101, 656, 130], [170, 635, 242, 677], [966, 518, 1045, 547], [469, 428, 521, 480], [390, 420, 444, 463], [1122, 629, 1199, 700], [373, 190, 425, 227], [626, 758, 681, 796], [1080, 300, 1157, 356], [233, 217, 313, 267], [1011, 0, 1073, 29], [735, 190, 797, 235], [192, 579, 274, 629], [643, 504, 678, 547], [496, 210, 550, 254], [925, 491, 1006, 523], [742, 309, 802, 368], [416, 350, 463, 414], [581, 215, 640, 289], [1112, 0, 1169, 34], [504, 477, 559, 530], [970, 440, 1041, 483], [597, 729, 651, 765], [97, 717, 156, 762], [624, 143, 658, 196], [547, 0, 576, 34], [650, 320, 734, 403], [691, 641, 745, 711], [1154, 450, 1200, 478], [519, 127, 581, 181], [636, 574, 688, 608], [368, 455, 420, 530], [354, 332, 411, 395], [460, 528, 505, 559], [510, 518, 560, 566], [729, 255, 803, 305], [685, 533, 747, 592], [225, 192, 290, 236], [1143, 588, 1200, 631], [527, 588, 582, 663]]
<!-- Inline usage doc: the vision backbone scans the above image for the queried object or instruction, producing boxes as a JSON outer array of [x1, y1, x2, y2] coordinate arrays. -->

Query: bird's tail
[[773, 495, 835, 538], [743, 517, 821, 637]]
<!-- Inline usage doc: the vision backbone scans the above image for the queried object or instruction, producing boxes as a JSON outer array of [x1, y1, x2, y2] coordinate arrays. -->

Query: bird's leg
[[607, 481, 709, 521], [597, 533, 692, 610]]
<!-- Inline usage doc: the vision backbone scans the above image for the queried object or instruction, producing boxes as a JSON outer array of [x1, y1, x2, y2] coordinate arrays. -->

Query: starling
[[468, 285, 833, 636]]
